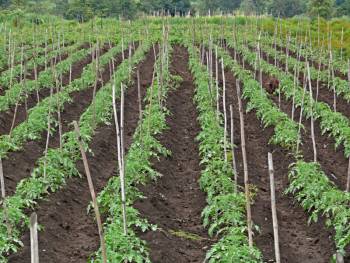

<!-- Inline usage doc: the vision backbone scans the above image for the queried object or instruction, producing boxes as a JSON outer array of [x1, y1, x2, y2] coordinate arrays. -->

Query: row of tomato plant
[[0, 41, 80, 88], [219, 39, 350, 257], [268, 29, 349, 76], [0, 39, 126, 159], [226, 37, 350, 159], [92, 39, 180, 263], [0, 35, 154, 261], [184, 38, 263, 262], [0, 42, 90, 113], [244, 32, 350, 102]]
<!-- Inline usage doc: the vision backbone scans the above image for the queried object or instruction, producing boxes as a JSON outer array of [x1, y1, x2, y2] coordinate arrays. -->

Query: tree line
[[0, 0, 349, 20]]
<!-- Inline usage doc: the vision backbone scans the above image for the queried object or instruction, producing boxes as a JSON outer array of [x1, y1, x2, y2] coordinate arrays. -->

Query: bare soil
[[133, 45, 214, 263], [8, 47, 155, 263]]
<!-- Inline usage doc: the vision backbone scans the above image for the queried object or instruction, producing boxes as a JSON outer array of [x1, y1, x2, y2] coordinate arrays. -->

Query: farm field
[[0, 16, 350, 263]]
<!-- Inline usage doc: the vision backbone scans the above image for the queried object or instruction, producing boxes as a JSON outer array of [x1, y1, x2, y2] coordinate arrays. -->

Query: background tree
[[267, 0, 305, 17], [240, 0, 256, 15], [335, 0, 350, 16], [308, 0, 335, 18]]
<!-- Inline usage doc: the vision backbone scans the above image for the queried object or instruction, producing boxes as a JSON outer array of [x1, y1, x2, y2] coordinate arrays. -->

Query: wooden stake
[[112, 84, 127, 235], [30, 212, 39, 263], [307, 62, 317, 162], [0, 157, 11, 235], [73, 121, 107, 263], [137, 69, 142, 122], [222, 59, 227, 162], [230, 104, 238, 192], [215, 47, 219, 120], [43, 88, 53, 179], [346, 157, 350, 192], [236, 80, 253, 247], [268, 153, 281, 263], [336, 252, 344, 263]]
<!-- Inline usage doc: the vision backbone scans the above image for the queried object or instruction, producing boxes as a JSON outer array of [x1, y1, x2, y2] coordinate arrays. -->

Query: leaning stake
[[268, 153, 281, 263], [112, 84, 128, 235], [73, 121, 107, 263], [229, 104, 238, 192], [30, 212, 39, 263], [236, 80, 253, 247]]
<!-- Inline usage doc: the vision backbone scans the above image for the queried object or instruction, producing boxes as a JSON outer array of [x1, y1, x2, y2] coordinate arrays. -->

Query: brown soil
[[274, 44, 348, 81], [258, 48, 350, 122], [8, 47, 155, 263], [224, 47, 349, 262], [133, 46, 213, 263], [2, 45, 116, 196], [0, 43, 93, 136], [253, 48, 350, 193], [206, 47, 336, 262]]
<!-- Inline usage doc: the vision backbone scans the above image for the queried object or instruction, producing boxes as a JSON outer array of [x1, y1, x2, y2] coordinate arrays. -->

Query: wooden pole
[[346, 157, 350, 192], [30, 212, 39, 263], [230, 104, 238, 192], [112, 84, 127, 236], [268, 153, 281, 263], [137, 69, 142, 122], [236, 80, 253, 247], [215, 47, 219, 120], [336, 252, 344, 263], [306, 62, 317, 162], [73, 121, 107, 263], [0, 157, 11, 235], [43, 87, 53, 179], [222, 59, 227, 162]]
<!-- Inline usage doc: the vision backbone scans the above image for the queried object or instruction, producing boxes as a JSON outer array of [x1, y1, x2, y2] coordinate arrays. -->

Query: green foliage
[[185, 40, 263, 262], [92, 41, 181, 262], [240, 0, 256, 15], [287, 161, 350, 253], [0, 37, 148, 260], [308, 0, 336, 18]]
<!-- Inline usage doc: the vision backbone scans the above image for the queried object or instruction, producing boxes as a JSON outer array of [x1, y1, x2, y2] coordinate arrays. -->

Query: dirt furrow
[[235, 47, 350, 191], [209, 48, 335, 262], [3, 46, 125, 196], [133, 45, 213, 263], [0, 43, 96, 135], [8, 47, 155, 263], [258, 48, 350, 122]]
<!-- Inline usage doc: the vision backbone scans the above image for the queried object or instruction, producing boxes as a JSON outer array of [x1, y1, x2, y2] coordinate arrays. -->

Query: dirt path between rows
[[0, 43, 94, 135], [133, 45, 213, 263], [8, 47, 155, 263], [208, 47, 335, 262], [2, 45, 124, 196]]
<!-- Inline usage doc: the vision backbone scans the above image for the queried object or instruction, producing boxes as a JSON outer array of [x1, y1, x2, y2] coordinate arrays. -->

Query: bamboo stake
[[222, 59, 227, 162], [92, 42, 99, 129], [43, 87, 53, 179], [296, 69, 308, 155], [120, 84, 126, 189], [0, 157, 11, 235], [236, 80, 253, 247], [112, 84, 127, 236], [346, 156, 350, 192], [73, 121, 107, 263], [340, 27, 344, 61], [336, 252, 344, 263], [215, 47, 219, 120], [307, 62, 317, 162], [268, 153, 281, 263], [30, 212, 39, 263], [230, 104, 238, 192], [137, 69, 142, 121], [54, 68, 62, 150]]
